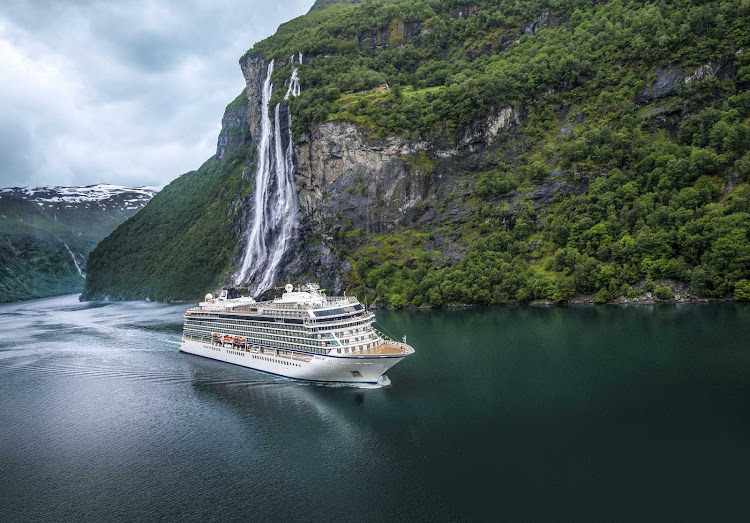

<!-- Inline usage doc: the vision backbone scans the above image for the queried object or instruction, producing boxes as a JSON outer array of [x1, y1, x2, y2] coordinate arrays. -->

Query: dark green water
[[1, 295, 749, 521]]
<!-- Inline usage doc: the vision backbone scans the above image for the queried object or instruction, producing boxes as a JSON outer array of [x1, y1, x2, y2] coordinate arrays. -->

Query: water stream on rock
[[236, 55, 301, 295]]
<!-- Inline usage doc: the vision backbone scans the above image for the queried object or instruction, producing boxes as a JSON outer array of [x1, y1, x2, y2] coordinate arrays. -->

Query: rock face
[[359, 19, 424, 47], [294, 122, 428, 222], [288, 121, 439, 289], [216, 90, 251, 159], [636, 65, 686, 104], [522, 12, 559, 35], [239, 54, 269, 149], [453, 5, 479, 19], [235, 55, 521, 292], [636, 55, 736, 105], [292, 108, 518, 228], [461, 107, 519, 146], [287, 110, 526, 288]]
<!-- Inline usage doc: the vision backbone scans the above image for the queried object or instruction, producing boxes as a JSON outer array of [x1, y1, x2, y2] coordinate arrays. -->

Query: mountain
[[0, 185, 157, 303], [83, 0, 750, 305]]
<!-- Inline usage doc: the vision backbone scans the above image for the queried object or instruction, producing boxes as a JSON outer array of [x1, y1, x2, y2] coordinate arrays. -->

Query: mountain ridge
[[82, 0, 750, 305], [0, 184, 157, 303]]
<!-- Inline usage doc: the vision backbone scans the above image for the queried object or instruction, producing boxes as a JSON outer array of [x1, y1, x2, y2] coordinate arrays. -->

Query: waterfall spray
[[236, 57, 301, 295]]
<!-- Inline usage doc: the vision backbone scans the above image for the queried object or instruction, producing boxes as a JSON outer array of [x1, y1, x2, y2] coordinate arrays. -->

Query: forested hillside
[[82, 148, 251, 301], [0, 185, 155, 302], [84, 0, 750, 305]]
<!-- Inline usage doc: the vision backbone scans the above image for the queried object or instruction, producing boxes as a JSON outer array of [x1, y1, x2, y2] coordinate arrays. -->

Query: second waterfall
[[236, 56, 301, 294]]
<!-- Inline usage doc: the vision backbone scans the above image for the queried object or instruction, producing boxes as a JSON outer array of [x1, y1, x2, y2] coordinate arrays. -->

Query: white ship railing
[[189, 295, 358, 314]]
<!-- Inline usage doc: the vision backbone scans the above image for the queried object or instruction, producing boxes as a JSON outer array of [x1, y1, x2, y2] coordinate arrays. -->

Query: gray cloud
[[0, 0, 313, 189]]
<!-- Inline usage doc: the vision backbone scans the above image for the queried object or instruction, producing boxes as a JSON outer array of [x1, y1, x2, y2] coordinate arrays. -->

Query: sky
[[0, 0, 313, 189]]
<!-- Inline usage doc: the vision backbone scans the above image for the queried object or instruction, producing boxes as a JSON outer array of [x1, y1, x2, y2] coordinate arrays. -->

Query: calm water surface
[[1, 295, 749, 521]]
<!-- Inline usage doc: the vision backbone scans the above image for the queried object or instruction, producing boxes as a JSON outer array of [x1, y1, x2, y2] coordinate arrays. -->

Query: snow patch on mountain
[[0, 184, 158, 211]]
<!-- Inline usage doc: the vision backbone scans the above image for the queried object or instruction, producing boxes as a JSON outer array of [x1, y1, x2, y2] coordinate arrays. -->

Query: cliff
[[83, 0, 750, 305]]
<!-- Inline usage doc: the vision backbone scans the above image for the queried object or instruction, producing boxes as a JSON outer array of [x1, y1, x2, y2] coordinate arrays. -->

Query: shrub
[[390, 294, 407, 309], [734, 280, 750, 301], [654, 284, 673, 300], [594, 288, 609, 304]]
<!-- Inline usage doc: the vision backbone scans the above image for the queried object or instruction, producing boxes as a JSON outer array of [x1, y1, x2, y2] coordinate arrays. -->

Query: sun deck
[[342, 342, 413, 357]]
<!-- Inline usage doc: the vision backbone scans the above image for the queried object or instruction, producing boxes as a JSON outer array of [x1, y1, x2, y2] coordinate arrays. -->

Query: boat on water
[[180, 283, 414, 384]]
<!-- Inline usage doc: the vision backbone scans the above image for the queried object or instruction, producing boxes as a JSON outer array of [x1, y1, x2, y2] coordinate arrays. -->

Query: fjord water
[[2, 296, 749, 521]]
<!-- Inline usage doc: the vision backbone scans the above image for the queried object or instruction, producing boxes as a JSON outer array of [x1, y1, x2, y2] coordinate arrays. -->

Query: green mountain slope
[[0, 185, 156, 303], [81, 147, 252, 301], [84, 0, 750, 305]]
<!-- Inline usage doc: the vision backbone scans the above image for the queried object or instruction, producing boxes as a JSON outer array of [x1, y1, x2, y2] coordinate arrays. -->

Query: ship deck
[[344, 342, 412, 357]]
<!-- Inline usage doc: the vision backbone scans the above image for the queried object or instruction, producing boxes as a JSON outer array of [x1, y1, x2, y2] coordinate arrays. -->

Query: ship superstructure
[[180, 284, 414, 383]]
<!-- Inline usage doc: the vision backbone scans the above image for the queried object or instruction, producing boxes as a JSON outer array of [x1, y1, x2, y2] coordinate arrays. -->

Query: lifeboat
[[234, 336, 246, 344], [223, 335, 232, 343]]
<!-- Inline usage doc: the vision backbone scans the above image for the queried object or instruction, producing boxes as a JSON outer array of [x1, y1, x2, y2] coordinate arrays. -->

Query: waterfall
[[63, 243, 85, 278], [284, 68, 300, 99], [235, 58, 301, 295]]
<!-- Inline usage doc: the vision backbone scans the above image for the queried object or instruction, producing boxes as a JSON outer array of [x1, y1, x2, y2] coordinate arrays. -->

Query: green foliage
[[0, 194, 148, 303], [734, 279, 750, 301], [0, 228, 90, 303], [321, 0, 750, 307], [654, 284, 673, 300], [246, 0, 750, 141], [82, 146, 252, 301], [476, 169, 518, 197], [88, 0, 750, 305], [594, 288, 609, 304], [390, 293, 406, 308]]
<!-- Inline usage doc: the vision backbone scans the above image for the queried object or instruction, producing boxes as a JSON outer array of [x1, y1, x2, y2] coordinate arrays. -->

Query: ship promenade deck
[[183, 333, 412, 359], [186, 295, 359, 315], [338, 341, 414, 357]]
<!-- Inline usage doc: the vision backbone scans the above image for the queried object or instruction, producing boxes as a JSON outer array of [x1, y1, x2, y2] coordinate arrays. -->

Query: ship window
[[313, 308, 347, 318]]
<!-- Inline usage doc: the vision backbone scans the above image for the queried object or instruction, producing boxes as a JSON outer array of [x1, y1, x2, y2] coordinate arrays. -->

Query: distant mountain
[[0, 184, 157, 303]]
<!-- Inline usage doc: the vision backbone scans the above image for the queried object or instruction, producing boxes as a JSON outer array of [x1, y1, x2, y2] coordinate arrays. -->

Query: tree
[[654, 285, 673, 300], [734, 280, 750, 301]]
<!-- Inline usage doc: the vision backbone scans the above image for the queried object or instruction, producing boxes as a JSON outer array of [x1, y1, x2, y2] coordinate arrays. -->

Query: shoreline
[[5, 287, 740, 308], [378, 294, 737, 311]]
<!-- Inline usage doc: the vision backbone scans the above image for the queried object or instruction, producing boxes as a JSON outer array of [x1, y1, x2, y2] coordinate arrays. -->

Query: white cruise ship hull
[[180, 339, 405, 384]]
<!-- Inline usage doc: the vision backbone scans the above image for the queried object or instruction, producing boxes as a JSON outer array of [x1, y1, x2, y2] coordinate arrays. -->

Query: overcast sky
[[0, 0, 313, 189]]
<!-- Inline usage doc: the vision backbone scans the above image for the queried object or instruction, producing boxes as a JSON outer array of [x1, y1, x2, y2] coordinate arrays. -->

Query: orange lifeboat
[[223, 335, 232, 343], [234, 336, 246, 344]]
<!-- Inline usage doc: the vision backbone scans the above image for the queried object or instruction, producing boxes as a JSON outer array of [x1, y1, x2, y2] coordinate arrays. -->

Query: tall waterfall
[[235, 56, 301, 294]]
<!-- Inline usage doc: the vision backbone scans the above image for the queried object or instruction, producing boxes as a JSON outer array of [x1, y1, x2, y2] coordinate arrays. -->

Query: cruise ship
[[180, 284, 414, 384]]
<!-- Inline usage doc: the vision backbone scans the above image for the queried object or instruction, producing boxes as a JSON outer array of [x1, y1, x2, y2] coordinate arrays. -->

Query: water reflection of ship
[[181, 352, 384, 444], [179, 351, 446, 521]]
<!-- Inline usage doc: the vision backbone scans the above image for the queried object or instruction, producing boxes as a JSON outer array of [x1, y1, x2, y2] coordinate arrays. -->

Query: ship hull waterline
[[179, 339, 406, 384]]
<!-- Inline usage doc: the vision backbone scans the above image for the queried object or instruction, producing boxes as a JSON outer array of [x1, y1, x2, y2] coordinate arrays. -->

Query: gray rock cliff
[[216, 90, 251, 159], [235, 54, 521, 292]]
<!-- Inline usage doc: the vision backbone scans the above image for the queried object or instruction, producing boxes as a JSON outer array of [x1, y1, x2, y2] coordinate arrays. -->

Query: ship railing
[[376, 338, 414, 354], [301, 311, 375, 327], [243, 344, 314, 362], [325, 296, 358, 304], [371, 329, 414, 352]]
